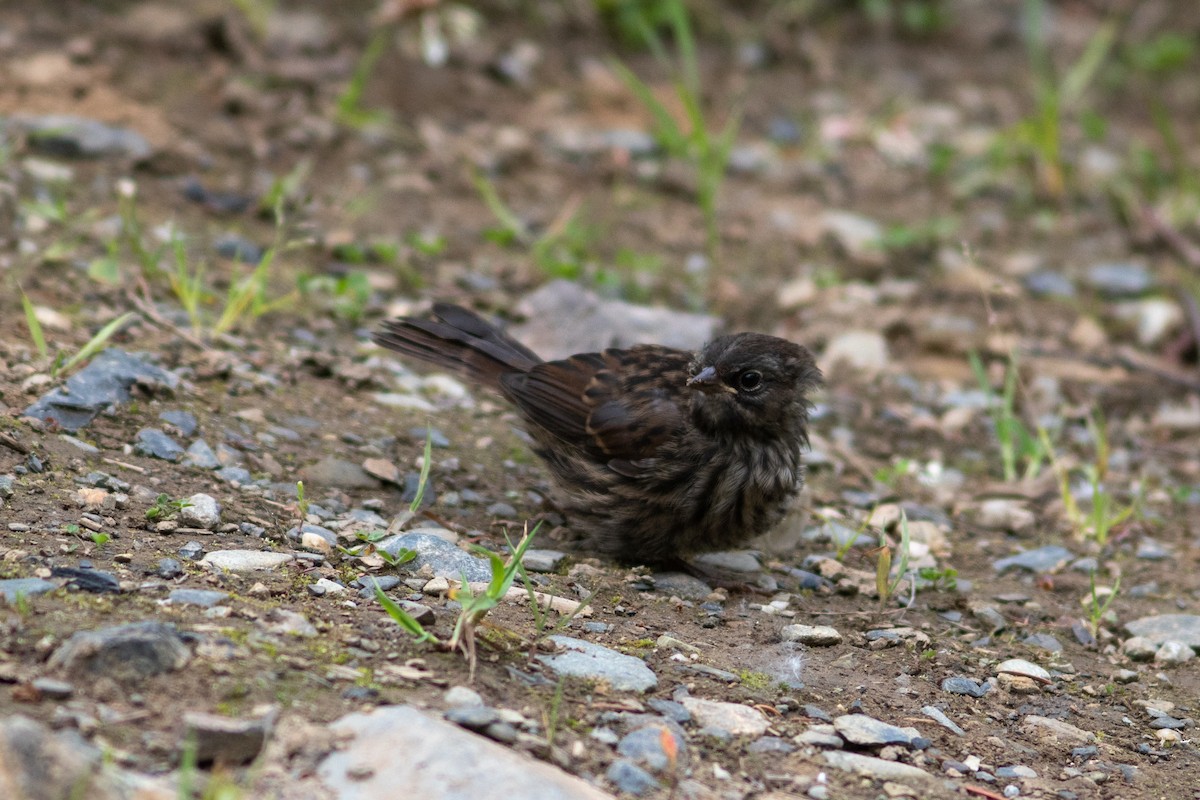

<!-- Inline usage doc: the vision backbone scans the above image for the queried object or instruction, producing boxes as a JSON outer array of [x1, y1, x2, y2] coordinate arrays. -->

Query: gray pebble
[[217, 467, 254, 484], [184, 709, 273, 765], [178, 541, 205, 560], [156, 559, 183, 579], [605, 759, 659, 795], [1023, 270, 1075, 298], [834, 714, 925, 748], [646, 698, 690, 724], [941, 676, 991, 698], [48, 621, 189, 680], [179, 494, 220, 530], [521, 549, 567, 573], [617, 723, 686, 773], [921, 705, 965, 736], [747, 736, 796, 754], [18, 114, 153, 160], [994, 545, 1073, 574], [159, 410, 198, 437], [0, 577, 58, 603], [168, 589, 229, 607], [184, 440, 221, 469], [486, 502, 517, 517], [134, 428, 184, 461], [409, 426, 451, 448], [1085, 261, 1153, 297], [32, 677, 75, 699], [378, 532, 491, 583], [537, 635, 657, 693]]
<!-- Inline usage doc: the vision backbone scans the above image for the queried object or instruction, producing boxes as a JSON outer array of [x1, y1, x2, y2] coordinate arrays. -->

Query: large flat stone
[[318, 705, 612, 800]]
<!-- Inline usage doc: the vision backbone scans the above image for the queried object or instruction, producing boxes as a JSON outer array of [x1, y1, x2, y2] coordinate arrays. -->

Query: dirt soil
[[2, 2, 1200, 799]]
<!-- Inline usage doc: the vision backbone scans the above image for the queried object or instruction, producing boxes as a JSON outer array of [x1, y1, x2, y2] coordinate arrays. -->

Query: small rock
[[31, 677, 75, 699], [15, 114, 153, 160], [821, 751, 939, 786], [994, 546, 1072, 574], [183, 708, 275, 765], [822, 330, 889, 373], [975, 499, 1036, 533], [537, 635, 657, 693], [1154, 641, 1195, 664], [693, 550, 762, 573], [941, 676, 990, 698], [300, 457, 380, 489], [606, 759, 659, 795], [511, 280, 718, 361], [178, 541, 205, 560], [680, 697, 769, 737], [0, 715, 173, 798], [201, 550, 295, 573], [23, 350, 178, 432], [318, 705, 610, 799], [262, 609, 317, 637], [378, 532, 491, 583], [184, 440, 221, 469], [921, 706, 965, 736], [48, 621, 189, 680], [1135, 538, 1171, 561], [1020, 715, 1095, 745], [1085, 261, 1153, 297], [1124, 615, 1200, 649], [444, 686, 484, 708], [179, 493, 220, 529], [1024, 270, 1075, 298], [134, 428, 184, 461], [158, 410, 198, 436], [0, 577, 58, 603], [617, 723, 687, 773], [156, 558, 183, 579], [996, 658, 1051, 682], [834, 714, 924, 748], [822, 210, 884, 263], [167, 589, 228, 607], [647, 572, 713, 600], [781, 624, 843, 647], [521, 549, 567, 572], [1122, 636, 1158, 662]]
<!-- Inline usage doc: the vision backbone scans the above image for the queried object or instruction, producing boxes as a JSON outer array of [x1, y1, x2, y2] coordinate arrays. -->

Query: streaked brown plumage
[[373, 303, 821, 565]]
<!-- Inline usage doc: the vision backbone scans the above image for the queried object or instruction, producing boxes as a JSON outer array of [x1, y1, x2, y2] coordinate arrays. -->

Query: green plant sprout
[[1085, 571, 1120, 634], [876, 510, 913, 607], [372, 522, 540, 680], [1006, 0, 1116, 198], [1040, 414, 1139, 546], [145, 494, 193, 522], [609, 0, 739, 260], [970, 351, 1050, 482], [335, 28, 391, 129]]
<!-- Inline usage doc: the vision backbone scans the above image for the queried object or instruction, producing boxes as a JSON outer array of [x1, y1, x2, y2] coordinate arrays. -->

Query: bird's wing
[[500, 346, 692, 463]]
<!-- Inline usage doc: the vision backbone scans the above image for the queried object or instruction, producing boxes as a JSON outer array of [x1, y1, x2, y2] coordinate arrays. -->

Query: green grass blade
[[608, 59, 685, 154], [372, 579, 436, 643], [409, 431, 434, 513], [1061, 20, 1117, 107], [58, 312, 136, 375], [20, 291, 48, 360]]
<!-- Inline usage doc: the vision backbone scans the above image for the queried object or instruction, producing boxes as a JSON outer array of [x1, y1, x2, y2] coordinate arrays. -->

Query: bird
[[373, 303, 821, 566]]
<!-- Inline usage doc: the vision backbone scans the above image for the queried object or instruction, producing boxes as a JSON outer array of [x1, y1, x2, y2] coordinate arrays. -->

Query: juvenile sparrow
[[374, 303, 821, 565]]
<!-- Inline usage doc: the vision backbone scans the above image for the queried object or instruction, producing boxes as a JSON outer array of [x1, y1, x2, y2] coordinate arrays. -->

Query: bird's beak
[[687, 366, 734, 394]]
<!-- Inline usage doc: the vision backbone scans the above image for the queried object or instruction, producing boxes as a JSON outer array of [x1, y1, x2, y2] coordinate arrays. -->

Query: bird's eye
[[737, 370, 763, 391]]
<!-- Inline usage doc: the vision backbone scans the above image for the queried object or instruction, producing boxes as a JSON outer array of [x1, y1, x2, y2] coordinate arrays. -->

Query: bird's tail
[[372, 303, 541, 391]]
